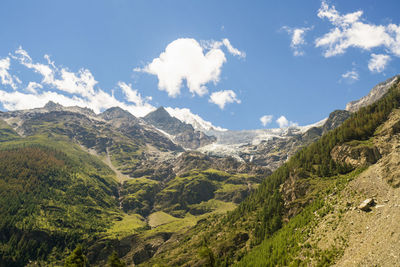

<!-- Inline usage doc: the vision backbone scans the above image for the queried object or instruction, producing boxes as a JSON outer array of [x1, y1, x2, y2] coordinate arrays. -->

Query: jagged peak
[[42, 101, 96, 116], [144, 106, 172, 120], [44, 101, 63, 110], [100, 106, 137, 121]]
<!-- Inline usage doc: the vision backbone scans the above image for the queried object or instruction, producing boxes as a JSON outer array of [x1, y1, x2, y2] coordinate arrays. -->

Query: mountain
[[143, 107, 216, 149], [1, 75, 400, 266], [164, 106, 227, 133], [142, 75, 400, 267], [346, 74, 399, 112], [0, 102, 269, 266], [99, 106, 139, 123], [144, 106, 193, 135], [199, 113, 350, 170]]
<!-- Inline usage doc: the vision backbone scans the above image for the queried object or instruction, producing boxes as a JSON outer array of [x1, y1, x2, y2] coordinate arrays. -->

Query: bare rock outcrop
[[331, 143, 381, 168]]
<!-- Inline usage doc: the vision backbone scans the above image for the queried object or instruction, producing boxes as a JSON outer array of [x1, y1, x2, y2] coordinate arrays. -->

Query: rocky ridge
[[346, 75, 399, 112], [143, 107, 216, 149]]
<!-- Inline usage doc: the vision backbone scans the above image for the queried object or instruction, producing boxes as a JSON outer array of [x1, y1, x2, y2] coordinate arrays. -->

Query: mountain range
[[0, 74, 399, 266]]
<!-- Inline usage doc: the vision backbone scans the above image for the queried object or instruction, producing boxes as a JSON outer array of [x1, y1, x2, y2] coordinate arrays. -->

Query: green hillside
[[0, 132, 122, 266]]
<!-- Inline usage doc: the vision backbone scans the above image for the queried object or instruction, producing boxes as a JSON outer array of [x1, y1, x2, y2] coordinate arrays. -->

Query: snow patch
[[165, 107, 227, 133]]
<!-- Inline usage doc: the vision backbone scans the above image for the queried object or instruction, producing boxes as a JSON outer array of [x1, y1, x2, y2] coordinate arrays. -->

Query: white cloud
[[136, 38, 226, 97], [201, 38, 246, 59], [0, 90, 87, 111], [283, 26, 312, 56], [276, 115, 297, 128], [25, 82, 43, 93], [209, 90, 241, 109], [53, 69, 97, 97], [0, 47, 155, 117], [222, 38, 246, 58], [276, 116, 289, 128], [136, 38, 245, 98], [260, 115, 273, 127], [315, 1, 400, 57], [14, 47, 55, 85], [368, 54, 391, 73], [0, 57, 19, 89], [117, 82, 155, 116], [341, 70, 359, 82], [14, 47, 97, 97]]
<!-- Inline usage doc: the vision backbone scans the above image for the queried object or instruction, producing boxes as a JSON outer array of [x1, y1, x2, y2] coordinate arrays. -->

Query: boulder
[[358, 198, 375, 212]]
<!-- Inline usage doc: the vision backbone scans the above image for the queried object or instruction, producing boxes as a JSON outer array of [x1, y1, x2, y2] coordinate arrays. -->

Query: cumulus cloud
[[276, 115, 297, 128], [341, 70, 359, 82], [0, 57, 19, 89], [25, 81, 43, 93], [283, 26, 312, 56], [136, 38, 225, 97], [0, 47, 155, 117], [136, 38, 245, 98], [260, 115, 273, 127], [315, 1, 400, 58], [368, 54, 391, 73], [209, 90, 241, 109]]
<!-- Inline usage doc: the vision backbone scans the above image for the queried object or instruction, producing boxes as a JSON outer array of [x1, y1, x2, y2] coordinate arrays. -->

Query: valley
[[0, 75, 400, 266]]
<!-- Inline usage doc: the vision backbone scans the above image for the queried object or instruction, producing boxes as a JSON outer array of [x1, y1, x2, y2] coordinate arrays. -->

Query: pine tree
[[107, 251, 126, 267], [64, 245, 88, 267]]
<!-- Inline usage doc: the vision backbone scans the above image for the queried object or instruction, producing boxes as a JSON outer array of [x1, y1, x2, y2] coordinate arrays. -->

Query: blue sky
[[0, 0, 400, 130]]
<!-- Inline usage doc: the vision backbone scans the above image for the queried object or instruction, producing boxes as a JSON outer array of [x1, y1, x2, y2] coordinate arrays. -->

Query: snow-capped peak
[[165, 107, 227, 133]]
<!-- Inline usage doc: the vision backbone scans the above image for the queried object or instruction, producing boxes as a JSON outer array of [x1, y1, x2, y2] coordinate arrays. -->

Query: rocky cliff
[[346, 75, 399, 112]]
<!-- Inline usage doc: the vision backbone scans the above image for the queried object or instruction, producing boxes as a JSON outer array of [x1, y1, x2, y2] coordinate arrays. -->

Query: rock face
[[99, 106, 140, 125], [321, 109, 351, 133], [373, 108, 400, 187], [331, 143, 381, 168], [346, 75, 399, 112], [174, 130, 216, 149], [144, 107, 193, 135], [144, 107, 216, 149]]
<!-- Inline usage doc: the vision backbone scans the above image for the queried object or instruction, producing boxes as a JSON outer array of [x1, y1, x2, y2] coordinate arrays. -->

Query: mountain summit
[[144, 107, 216, 149], [144, 107, 194, 135]]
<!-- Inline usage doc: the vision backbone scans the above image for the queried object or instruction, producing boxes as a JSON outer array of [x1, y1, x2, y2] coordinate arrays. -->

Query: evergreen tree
[[107, 251, 126, 267], [64, 245, 88, 267]]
